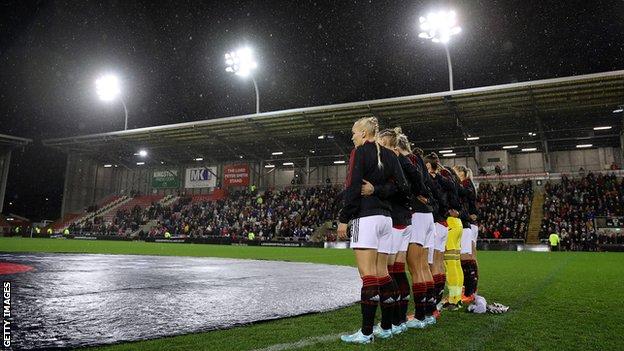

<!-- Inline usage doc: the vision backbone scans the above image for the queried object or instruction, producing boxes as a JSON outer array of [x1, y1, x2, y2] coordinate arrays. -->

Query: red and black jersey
[[458, 178, 479, 223], [404, 154, 436, 213], [439, 167, 461, 211], [339, 141, 411, 223]]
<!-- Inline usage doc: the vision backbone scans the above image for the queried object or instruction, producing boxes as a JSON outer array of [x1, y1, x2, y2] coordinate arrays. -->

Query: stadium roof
[[44, 70, 624, 167], [0, 133, 31, 150]]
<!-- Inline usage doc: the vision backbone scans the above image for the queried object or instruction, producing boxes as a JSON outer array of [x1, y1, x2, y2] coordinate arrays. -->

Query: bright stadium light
[[593, 126, 612, 130], [333, 160, 346, 164], [418, 9, 461, 91], [272, 151, 283, 155], [503, 145, 519, 149], [103, 164, 112, 168], [95, 73, 129, 130], [264, 164, 275, 168], [439, 149, 453, 154], [443, 153, 457, 157], [576, 144, 593, 148], [225, 47, 260, 114], [194, 157, 204, 161], [136, 162, 145, 166], [138, 150, 148, 157], [522, 148, 537, 152], [283, 162, 294, 166], [465, 136, 479, 141]]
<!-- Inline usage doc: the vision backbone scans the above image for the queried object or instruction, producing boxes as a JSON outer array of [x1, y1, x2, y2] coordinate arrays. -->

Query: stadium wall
[[441, 147, 619, 174], [264, 165, 347, 187]]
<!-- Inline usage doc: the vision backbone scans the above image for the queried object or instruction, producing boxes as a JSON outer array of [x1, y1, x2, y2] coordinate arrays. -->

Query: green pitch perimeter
[[1, 237, 623, 351]]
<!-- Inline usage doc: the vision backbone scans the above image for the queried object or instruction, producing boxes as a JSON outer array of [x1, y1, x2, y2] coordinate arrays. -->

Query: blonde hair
[[378, 127, 400, 148], [453, 165, 473, 180], [354, 116, 383, 169], [379, 126, 412, 155], [397, 133, 412, 153]]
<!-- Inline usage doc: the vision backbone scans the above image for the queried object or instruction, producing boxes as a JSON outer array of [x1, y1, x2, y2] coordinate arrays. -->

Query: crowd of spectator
[[476, 181, 533, 239], [71, 185, 342, 241], [58, 172, 624, 252], [540, 172, 624, 250], [69, 205, 148, 236]]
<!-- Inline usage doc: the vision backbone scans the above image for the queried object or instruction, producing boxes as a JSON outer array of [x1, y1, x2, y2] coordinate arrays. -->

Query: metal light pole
[[225, 47, 260, 114], [443, 44, 454, 91], [418, 10, 462, 91], [96, 74, 129, 130], [120, 97, 129, 130], [251, 77, 260, 115]]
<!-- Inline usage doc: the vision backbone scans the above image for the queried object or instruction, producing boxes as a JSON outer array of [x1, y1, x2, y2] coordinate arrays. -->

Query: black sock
[[461, 260, 473, 297], [391, 270, 410, 323], [412, 282, 427, 321], [433, 273, 445, 306], [390, 277, 401, 326], [387, 265, 401, 326], [425, 280, 435, 315], [463, 259, 479, 296], [360, 275, 379, 336], [378, 275, 395, 330]]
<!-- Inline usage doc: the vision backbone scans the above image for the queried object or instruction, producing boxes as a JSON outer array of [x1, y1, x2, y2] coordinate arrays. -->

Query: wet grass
[[2, 237, 623, 351]]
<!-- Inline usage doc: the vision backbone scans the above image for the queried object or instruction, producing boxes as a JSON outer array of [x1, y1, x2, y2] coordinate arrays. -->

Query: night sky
[[1, 0, 623, 220]]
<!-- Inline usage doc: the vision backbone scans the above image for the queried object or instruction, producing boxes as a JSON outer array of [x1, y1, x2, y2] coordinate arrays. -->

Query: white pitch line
[[250, 332, 346, 351]]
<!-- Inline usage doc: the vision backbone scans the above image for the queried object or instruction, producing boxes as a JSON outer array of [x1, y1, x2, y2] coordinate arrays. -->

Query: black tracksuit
[[339, 141, 411, 224], [437, 167, 463, 223], [458, 179, 479, 224]]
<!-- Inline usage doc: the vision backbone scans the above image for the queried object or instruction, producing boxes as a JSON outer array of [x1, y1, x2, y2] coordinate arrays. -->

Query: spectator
[[495, 165, 502, 176], [73, 185, 342, 241], [476, 180, 532, 239], [540, 172, 624, 251]]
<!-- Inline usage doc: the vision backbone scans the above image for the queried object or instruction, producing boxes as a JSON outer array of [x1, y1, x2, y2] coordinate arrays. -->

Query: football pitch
[[1, 237, 623, 351]]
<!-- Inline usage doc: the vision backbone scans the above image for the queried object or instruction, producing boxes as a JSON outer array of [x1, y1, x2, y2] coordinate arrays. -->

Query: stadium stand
[[70, 186, 342, 240], [540, 172, 624, 250], [476, 181, 533, 239], [38, 173, 624, 252], [143, 186, 341, 240]]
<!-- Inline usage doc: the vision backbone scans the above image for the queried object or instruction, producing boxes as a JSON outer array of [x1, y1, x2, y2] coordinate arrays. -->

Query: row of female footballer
[[334, 116, 479, 344]]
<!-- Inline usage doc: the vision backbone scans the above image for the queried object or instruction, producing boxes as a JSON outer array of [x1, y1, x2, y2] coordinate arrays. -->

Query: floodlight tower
[[95, 74, 129, 130], [225, 47, 260, 114], [418, 10, 462, 91]]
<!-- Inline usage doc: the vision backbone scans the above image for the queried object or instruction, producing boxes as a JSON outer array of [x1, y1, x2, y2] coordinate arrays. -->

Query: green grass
[[1, 237, 623, 351]]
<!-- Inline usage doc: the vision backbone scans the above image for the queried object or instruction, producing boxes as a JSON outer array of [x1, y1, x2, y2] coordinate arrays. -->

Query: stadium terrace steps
[[74, 196, 127, 224], [526, 189, 545, 244], [102, 195, 164, 224], [49, 196, 128, 232], [132, 219, 158, 237], [127, 196, 176, 237], [159, 195, 179, 207]]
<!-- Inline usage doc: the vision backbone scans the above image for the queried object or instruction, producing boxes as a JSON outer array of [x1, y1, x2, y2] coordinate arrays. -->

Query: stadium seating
[[56, 173, 624, 251], [101, 195, 163, 223], [476, 181, 533, 239], [143, 186, 342, 240], [540, 172, 624, 250]]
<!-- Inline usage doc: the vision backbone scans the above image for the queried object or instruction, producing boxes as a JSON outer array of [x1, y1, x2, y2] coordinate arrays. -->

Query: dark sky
[[1, 0, 623, 220]]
